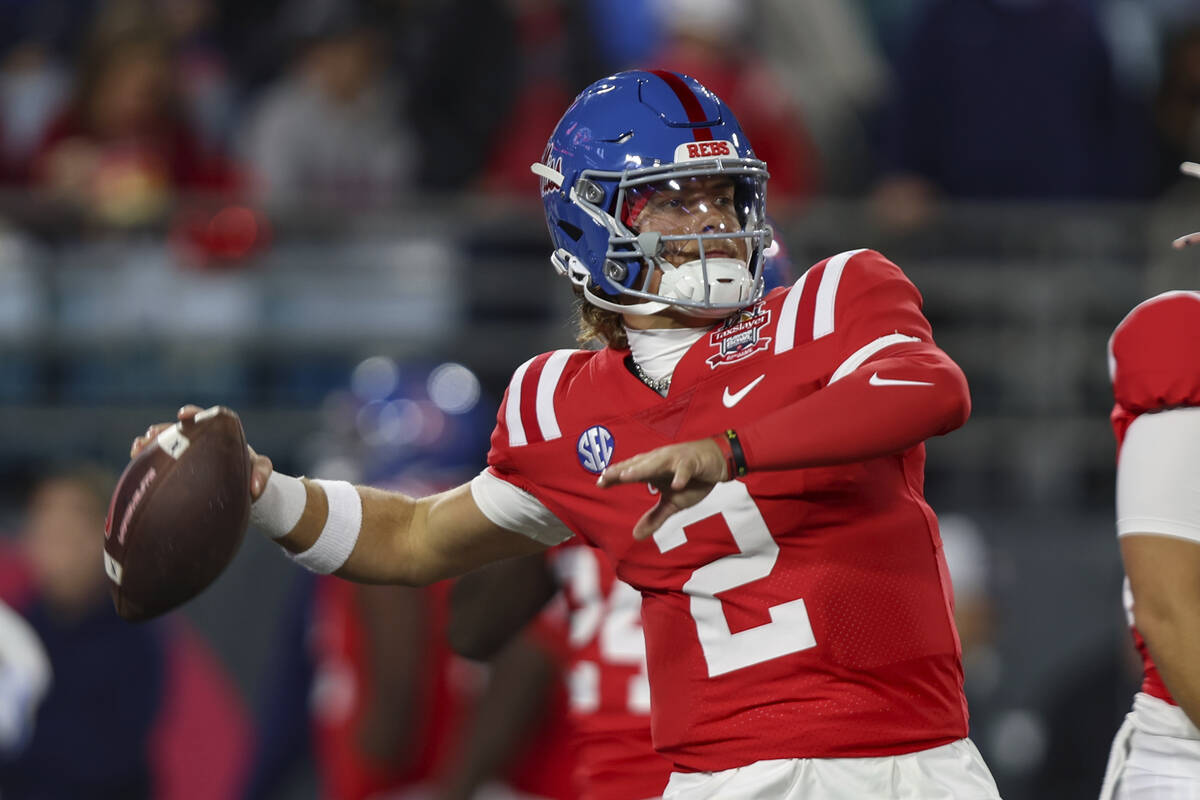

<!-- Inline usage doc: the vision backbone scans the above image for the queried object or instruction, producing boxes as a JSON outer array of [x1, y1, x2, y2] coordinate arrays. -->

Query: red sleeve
[[738, 251, 969, 470], [1110, 291, 1200, 414], [739, 343, 969, 470]]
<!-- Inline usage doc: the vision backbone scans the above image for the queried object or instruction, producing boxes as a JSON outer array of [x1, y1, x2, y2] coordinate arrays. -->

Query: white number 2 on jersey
[[653, 481, 817, 677]]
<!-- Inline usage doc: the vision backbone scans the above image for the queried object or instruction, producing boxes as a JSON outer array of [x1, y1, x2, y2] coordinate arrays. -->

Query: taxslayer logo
[[707, 304, 771, 368], [674, 140, 734, 162]]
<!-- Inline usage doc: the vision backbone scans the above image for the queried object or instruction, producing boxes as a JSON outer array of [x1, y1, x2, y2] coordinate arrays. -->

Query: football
[[103, 406, 252, 621]]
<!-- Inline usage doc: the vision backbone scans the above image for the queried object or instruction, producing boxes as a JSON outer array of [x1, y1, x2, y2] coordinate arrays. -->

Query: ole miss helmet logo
[[674, 140, 735, 162]]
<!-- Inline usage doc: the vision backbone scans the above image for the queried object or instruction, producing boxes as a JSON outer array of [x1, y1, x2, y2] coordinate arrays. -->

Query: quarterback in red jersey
[[1100, 290, 1200, 800], [133, 70, 999, 798]]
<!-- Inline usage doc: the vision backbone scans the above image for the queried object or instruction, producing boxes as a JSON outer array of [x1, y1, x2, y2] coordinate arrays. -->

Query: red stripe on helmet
[[649, 70, 713, 142]]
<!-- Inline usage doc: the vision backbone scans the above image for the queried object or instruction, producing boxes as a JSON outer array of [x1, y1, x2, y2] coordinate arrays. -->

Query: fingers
[[249, 450, 273, 500], [599, 441, 723, 489], [632, 497, 682, 541], [130, 404, 205, 458], [671, 459, 695, 491], [130, 422, 175, 458], [177, 404, 204, 420], [598, 447, 680, 488], [1172, 231, 1200, 250]]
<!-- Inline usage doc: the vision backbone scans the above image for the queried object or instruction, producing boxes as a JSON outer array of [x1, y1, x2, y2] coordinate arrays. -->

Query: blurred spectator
[[237, 10, 414, 210], [643, 0, 821, 206], [0, 598, 50, 757], [28, 20, 242, 227], [0, 463, 251, 800], [158, 0, 240, 150], [476, 0, 602, 197], [870, 0, 1148, 230], [758, 0, 890, 194], [0, 42, 70, 178], [404, 0, 521, 192]]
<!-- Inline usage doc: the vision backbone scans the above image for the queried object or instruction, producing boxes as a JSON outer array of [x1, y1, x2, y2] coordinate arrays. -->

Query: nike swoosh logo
[[868, 372, 934, 387], [722, 374, 766, 407]]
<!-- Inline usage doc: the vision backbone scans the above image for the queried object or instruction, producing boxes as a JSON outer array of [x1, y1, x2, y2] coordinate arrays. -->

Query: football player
[[1099, 289, 1200, 800], [444, 242, 797, 800], [450, 544, 674, 800], [134, 70, 999, 798]]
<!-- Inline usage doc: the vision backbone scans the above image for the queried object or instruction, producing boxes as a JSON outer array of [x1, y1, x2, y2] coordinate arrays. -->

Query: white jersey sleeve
[[470, 469, 574, 546], [1117, 407, 1200, 543]]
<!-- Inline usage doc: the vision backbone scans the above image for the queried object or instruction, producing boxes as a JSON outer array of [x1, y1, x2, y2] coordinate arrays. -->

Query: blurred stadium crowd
[[0, 0, 1197, 220], [1, 0, 1200, 798]]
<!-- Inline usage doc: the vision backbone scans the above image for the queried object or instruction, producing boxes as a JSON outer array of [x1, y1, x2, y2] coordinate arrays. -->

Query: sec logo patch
[[577, 425, 614, 474]]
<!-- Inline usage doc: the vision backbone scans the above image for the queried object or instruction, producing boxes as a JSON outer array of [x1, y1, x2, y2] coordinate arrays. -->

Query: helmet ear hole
[[556, 220, 584, 241]]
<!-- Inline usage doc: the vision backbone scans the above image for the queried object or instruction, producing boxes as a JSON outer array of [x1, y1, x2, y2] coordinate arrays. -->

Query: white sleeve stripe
[[470, 470, 573, 546], [535, 350, 574, 441], [1116, 407, 1200, 545], [813, 248, 865, 341], [506, 356, 536, 447], [829, 333, 922, 384], [773, 270, 809, 355]]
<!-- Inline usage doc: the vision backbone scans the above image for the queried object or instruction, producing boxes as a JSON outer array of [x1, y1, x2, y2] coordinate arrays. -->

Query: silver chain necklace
[[631, 359, 671, 394]]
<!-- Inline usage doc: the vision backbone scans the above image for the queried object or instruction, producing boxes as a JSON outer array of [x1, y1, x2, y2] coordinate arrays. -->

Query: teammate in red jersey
[[133, 70, 999, 798], [450, 542, 674, 800], [1099, 290, 1200, 800]]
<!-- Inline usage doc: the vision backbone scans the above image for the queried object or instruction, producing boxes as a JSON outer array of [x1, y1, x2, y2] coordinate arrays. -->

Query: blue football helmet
[[532, 70, 772, 318]]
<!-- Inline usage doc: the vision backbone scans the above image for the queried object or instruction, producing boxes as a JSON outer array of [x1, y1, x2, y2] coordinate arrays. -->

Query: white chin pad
[[658, 257, 753, 312]]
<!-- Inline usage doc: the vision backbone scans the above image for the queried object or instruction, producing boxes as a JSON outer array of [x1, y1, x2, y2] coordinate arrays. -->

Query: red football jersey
[[548, 539, 674, 799], [486, 249, 968, 773], [309, 579, 468, 799], [1109, 290, 1200, 707]]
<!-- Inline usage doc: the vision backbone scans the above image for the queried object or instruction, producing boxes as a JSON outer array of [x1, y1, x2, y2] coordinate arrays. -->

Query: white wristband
[[249, 472, 308, 540], [290, 479, 362, 575]]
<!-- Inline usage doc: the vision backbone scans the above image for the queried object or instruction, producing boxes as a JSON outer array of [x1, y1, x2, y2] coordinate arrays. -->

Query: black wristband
[[724, 429, 748, 477]]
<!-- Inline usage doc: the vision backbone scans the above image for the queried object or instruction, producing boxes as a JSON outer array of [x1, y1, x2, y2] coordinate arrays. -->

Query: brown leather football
[[104, 406, 251, 621]]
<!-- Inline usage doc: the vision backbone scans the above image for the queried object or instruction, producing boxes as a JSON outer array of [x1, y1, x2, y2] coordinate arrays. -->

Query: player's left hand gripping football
[[130, 405, 274, 499], [598, 438, 728, 540]]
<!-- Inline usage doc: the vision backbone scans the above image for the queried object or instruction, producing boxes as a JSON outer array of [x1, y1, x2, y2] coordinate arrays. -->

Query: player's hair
[[575, 294, 628, 350]]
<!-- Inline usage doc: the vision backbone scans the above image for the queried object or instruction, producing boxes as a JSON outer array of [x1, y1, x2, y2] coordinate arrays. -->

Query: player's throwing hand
[[597, 437, 728, 540], [129, 405, 274, 499]]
